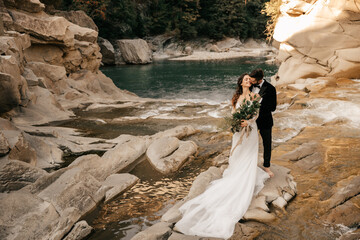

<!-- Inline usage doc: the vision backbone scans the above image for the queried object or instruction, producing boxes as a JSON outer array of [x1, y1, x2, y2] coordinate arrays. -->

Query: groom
[[249, 69, 277, 177]]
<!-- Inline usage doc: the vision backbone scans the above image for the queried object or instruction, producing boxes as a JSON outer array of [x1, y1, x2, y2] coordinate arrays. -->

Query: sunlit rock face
[[273, 0, 360, 85]]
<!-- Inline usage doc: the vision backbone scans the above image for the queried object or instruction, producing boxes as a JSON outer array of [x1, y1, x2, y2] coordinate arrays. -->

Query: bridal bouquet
[[225, 97, 261, 133]]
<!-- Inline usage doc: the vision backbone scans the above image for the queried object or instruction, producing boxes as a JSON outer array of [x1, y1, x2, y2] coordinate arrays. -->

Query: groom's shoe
[[264, 167, 274, 178]]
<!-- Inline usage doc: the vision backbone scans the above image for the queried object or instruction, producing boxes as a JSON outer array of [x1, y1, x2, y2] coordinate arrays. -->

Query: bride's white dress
[[175, 101, 269, 239]]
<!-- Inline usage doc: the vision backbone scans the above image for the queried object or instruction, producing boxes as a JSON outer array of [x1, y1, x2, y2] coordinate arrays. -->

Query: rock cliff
[[273, 0, 360, 85], [0, 0, 137, 122]]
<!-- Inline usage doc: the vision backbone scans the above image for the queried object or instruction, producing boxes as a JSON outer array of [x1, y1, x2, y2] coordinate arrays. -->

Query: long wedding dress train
[[175, 109, 269, 239]]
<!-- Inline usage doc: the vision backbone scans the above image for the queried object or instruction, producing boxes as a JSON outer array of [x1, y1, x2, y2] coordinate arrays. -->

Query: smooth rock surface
[[147, 137, 197, 174], [102, 173, 139, 203], [273, 0, 360, 84], [116, 39, 153, 64]]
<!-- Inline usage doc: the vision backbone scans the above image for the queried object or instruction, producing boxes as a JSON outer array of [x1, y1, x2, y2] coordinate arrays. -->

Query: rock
[[243, 39, 264, 48], [102, 173, 139, 203], [24, 44, 64, 66], [273, 0, 360, 84], [131, 222, 172, 240], [98, 37, 115, 65], [68, 24, 98, 43], [70, 136, 147, 181], [209, 44, 220, 52], [147, 137, 197, 174], [216, 38, 241, 50], [243, 209, 276, 222], [3, 0, 45, 13], [23, 67, 39, 86], [324, 174, 360, 209], [161, 200, 185, 223], [168, 232, 200, 240], [0, 190, 60, 240], [0, 131, 10, 156], [336, 78, 355, 87], [184, 46, 193, 55], [257, 165, 296, 203], [230, 223, 260, 240], [247, 195, 269, 212], [281, 141, 318, 161], [37, 167, 105, 216], [339, 229, 360, 240], [272, 196, 288, 209], [212, 149, 229, 166], [5, 9, 75, 47], [63, 220, 93, 240], [53, 10, 99, 32], [0, 159, 48, 192], [148, 125, 198, 146], [26, 61, 67, 94], [115, 39, 153, 64], [294, 152, 323, 172], [8, 132, 37, 166], [287, 83, 307, 92], [187, 166, 222, 199], [325, 195, 360, 228]]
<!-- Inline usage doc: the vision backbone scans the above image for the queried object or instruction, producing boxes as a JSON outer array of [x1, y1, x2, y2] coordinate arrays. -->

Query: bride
[[174, 73, 270, 239]]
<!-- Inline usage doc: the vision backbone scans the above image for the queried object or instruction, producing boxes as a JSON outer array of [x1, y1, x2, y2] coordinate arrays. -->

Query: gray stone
[[116, 39, 153, 64], [0, 159, 48, 192], [63, 220, 93, 240], [102, 173, 139, 203], [131, 222, 172, 240], [98, 37, 115, 65]]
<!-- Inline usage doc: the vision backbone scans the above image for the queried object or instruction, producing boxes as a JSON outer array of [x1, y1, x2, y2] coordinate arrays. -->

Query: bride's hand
[[240, 120, 248, 127]]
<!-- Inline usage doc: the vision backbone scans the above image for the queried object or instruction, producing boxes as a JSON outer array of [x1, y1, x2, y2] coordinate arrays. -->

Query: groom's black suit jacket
[[256, 80, 277, 129]]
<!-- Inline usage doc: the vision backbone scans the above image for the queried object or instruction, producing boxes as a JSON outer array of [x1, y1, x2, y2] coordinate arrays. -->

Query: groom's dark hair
[[249, 68, 264, 81]]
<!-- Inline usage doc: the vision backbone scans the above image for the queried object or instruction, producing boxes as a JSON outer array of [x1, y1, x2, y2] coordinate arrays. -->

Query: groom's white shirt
[[252, 79, 264, 102]]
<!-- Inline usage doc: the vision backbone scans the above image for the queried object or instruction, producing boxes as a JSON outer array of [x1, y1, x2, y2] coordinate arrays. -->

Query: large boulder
[[273, 0, 360, 84], [115, 39, 153, 64], [98, 37, 115, 65]]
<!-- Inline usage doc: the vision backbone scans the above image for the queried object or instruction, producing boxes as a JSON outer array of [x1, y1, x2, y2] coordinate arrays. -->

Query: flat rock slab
[[147, 136, 198, 174], [102, 173, 139, 203]]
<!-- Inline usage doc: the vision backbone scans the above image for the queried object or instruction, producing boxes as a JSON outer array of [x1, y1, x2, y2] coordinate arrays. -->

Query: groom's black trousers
[[259, 128, 272, 168]]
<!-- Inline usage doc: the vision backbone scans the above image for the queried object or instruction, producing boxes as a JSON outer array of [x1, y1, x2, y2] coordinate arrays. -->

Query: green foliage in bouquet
[[225, 97, 261, 133]]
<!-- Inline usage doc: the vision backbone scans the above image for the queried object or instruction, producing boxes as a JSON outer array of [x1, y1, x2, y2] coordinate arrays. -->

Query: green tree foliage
[[59, 0, 270, 41]]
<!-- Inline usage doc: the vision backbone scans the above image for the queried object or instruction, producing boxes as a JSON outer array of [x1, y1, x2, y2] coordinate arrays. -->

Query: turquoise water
[[101, 58, 278, 103]]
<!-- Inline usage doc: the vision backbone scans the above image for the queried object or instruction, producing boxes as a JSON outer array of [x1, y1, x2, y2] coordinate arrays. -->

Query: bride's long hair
[[231, 73, 249, 108]]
